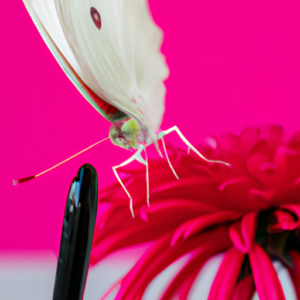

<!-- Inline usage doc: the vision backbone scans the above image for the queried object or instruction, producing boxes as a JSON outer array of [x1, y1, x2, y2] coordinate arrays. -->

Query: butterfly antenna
[[161, 137, 179, 180], [12, 137, 109, 185], [143, 145, 150, 207]]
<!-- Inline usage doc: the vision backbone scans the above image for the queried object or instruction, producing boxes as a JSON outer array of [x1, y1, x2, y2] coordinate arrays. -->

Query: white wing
[[23, 0, 169, 135]]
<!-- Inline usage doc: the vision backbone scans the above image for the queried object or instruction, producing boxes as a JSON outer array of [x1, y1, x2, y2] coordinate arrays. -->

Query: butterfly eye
[[90, 7, 101, 29]]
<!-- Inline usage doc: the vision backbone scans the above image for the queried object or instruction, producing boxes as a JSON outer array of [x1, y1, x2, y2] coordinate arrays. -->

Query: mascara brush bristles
[[12, 137, 109, 185]]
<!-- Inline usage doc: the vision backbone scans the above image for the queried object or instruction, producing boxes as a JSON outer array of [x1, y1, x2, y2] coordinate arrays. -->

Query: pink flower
[[91, 125, 300, 300]]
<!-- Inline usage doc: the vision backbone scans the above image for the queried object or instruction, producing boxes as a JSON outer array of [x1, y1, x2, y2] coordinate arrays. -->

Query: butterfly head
[[109, 119, 140, 151]]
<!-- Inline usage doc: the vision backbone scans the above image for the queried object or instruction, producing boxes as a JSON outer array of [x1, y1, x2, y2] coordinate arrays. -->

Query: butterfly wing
[[23, 0, 169, 137], [54, 0, 169, 136], [23, 0, 127, 122]]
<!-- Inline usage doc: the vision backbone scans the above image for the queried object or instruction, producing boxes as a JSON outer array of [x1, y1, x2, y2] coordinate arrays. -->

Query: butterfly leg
[[143, 145, 150, 207], [161, 126, 231, 167], [112, 144, 147, 218], [161, 136, 179, 180]]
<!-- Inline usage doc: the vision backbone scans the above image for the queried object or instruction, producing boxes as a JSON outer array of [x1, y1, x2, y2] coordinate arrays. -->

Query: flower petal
[[170, 211, 241, 246], [115, 226, 230, 300], [288, 250, 300, 300], [231, 275, 255, 300], [249, 243, 285, 300], [208, 247, 245, 300], [92, 210, 209, 265], [229, 212, 257, 253], [184, 211, 241, 240], [177, 272, 199, 300], [281, 204, 300, 219], [161, 237, 231, 300], [94, 198, 218, 240], [268, 209, 299, 233]]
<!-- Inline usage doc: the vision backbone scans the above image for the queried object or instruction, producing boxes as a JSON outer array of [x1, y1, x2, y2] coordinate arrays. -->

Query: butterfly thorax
[[109, 119, 144, 150]]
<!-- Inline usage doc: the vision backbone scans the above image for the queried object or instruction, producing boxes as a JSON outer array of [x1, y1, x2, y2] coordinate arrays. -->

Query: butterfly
[[16, 0, 230, 217]]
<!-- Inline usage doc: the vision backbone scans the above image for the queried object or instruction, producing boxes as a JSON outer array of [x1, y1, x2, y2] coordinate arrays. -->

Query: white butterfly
[[23, 0, 167, 146], [19, 0, 230, 217]]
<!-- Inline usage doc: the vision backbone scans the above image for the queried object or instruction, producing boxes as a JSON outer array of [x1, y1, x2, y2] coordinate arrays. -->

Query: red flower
[[91, 125, 300, 300]]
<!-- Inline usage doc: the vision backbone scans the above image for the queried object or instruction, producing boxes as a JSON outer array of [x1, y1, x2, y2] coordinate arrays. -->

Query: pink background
[[1, 0, 300, 254]]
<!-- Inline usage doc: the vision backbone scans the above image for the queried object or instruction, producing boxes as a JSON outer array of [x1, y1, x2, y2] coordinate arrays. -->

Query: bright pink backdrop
[[1, 0, 300, 253]]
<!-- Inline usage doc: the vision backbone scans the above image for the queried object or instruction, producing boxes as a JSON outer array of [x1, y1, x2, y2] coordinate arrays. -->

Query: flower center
[[256, 208, 300, 266]]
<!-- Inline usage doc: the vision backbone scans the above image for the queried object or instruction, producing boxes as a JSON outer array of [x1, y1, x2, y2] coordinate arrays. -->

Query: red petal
[[269, 209, 299, 232], [231, 275, 255, 300], [183, 211, 240, 240], [160, 237, 231, 300], [230, 221, 246, 252], [288, 250, 300, 300], [171, 211, 241, 246], [92, 217, 190, 264], [115, 226, 230, 300], [281, 204, 300, 219], [229, 212, 257, 253], [94, 198, 218, 246], [177, 272, 198, 300], [170, 221, 191, 246], [220, 178, 269, 212], [249, 243, 285, 300], [208, 247, 245, 300], [270, 176, 300, 207], [241, 212, 257, 249]]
